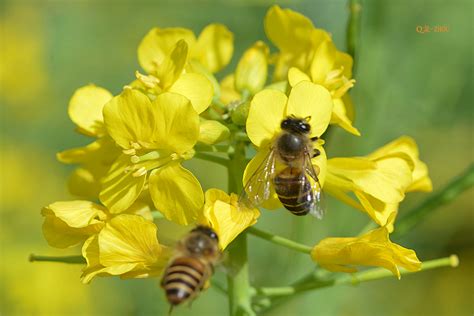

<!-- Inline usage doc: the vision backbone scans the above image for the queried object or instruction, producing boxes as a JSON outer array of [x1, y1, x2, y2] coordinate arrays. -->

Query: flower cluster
[[41, 5, 432, 294]]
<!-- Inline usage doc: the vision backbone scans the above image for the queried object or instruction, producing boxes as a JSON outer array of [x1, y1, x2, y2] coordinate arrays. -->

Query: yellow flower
[[135, 39, 213, 114], [138, 24, 233, 75], [81, 214, 171, 283], [264, 5, 330, 81], [57, 85, 121, 198], [311, 225, 422, 279], [41, 200, 152, 249], [288, 40, 359, 136], [218, 41, 270, 125], [324, 136, 432, 228], [264, 6, 358, 136], [197, 189, 260, 250], [243, 81, 333, 208], [100, 88, 205, 225]]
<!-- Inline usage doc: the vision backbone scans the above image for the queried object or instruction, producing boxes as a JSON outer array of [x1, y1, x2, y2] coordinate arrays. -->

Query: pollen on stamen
[[131, 155, 140, 164], [132, 167, 147, 177], [123, 148, 136, 155]]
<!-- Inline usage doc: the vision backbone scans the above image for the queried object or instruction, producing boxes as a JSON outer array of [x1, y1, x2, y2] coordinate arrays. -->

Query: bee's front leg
[[312, 148, 321, 158]]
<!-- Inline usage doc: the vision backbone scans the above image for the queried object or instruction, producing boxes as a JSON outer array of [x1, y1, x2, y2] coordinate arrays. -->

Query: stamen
[[130, 141, 141, 150], [123, 148, 136, 155], [131, 155, 140, 164], [132, 167, 147, 177]]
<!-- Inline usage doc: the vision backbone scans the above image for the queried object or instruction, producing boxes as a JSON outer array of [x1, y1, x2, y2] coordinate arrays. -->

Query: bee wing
[[238, 148, 277, 210], [302, 149, 326, 219]]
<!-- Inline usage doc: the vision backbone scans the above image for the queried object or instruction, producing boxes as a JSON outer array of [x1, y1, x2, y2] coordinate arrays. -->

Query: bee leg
[[312, 149, 321, 158], [310, 136, 319, 142]]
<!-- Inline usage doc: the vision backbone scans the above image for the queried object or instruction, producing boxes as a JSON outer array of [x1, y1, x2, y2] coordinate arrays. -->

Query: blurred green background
[[1, 0, 472, 315]]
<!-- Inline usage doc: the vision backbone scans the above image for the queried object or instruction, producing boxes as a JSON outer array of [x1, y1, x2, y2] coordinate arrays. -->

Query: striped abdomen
[[161, 257, 209, 306], [274, 167, 313, 216]]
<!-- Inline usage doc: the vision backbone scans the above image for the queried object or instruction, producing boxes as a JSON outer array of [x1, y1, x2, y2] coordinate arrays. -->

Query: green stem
[[247, 227, 312, 254], [29, 254, 86, 264], [194, 152, 229, 167], [256, 255, 458, 314], [346, 0, 362, 62], [226, 140, 255, 316], [394, 164, 474, 238]]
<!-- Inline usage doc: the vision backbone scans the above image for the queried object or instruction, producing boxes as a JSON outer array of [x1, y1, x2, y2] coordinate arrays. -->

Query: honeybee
[[240, 115, 325, 218], [161, 226, 221, 308]]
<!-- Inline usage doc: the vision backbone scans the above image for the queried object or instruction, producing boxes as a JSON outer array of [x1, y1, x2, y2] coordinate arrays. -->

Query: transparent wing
[[238, 148, 277, 210], [301, 149, 326, 219]]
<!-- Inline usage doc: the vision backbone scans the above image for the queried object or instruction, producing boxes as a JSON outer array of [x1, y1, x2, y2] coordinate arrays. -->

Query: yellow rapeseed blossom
[[135, 40, 213, 114], [264, 5, 330, 81], [324, 136, 432, 228], [100, 89, 205, 225], [265, 6, 358, 136], [243, 81, 332, 208], [288, 41, 358, 135], [57, 85, 121, 198], [311, 225, 422, 279], [81, 214, 171, 283], [41, 200, 152, 249], [197, 189, 260, 250]]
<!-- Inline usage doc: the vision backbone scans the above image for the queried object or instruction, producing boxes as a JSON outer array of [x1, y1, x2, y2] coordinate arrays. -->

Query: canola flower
[[32, 4, 467, 316]]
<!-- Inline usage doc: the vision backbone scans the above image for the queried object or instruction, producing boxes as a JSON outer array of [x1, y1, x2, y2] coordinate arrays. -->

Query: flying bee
[[161, 226, 221, 309], [240, 115, 325, 218]]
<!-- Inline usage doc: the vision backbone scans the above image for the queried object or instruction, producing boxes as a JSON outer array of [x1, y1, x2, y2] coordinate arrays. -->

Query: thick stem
[[247, 227, 312, 254], [29, 254, 86, 264], [394, 164, 474, 238], [226, 141, 255, 316]]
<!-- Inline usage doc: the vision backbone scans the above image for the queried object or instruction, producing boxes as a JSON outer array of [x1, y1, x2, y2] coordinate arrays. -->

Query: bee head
[[191, 226, 219, 242], [280, 116, 311, 134]]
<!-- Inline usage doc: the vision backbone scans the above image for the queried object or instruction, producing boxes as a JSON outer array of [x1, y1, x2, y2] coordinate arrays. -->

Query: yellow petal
[[99, 154, 146, 214], [355, 192, 398, 227], [367, 136, 432, 192], [198, 189, 260, 250], [193, 23, 233, 73], [264, 5, 315, 54], [149, 163, 204, 226], [310, 40, 336, 84], [198, 119, 230, 145], [168, 72, 213, 114], [138, 27, 196, 74], [57, 137, 120, 165], [219, 74, 241, 104], [155, 39, 188, 89], [98, 214, 165, 273], [41, 200, 106, 248], [41, 200, 107, 228], [151, 92, 200, 153], [327, 155, 413, 204], [81, 235, 110, 283], [67, 167, 103, 198], [312, 141, 327, 187], [288, 67, 311, 87], [311, 226, 421, 278], [286, 81, 333, 138], [247, 89, 287, 147], [335, 51, 354, 79], [235, 41, 269, 95], [42, 215, 103, 249], [103, 89, 156, 150], [330, 98, 360, 136], [68, 84, 112, 137]]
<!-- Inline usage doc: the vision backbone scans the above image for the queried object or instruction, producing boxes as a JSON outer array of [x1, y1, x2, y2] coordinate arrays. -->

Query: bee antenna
[[304, 116, 311, 121]]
